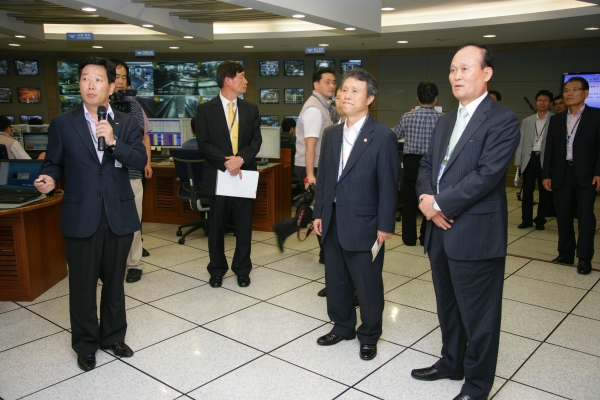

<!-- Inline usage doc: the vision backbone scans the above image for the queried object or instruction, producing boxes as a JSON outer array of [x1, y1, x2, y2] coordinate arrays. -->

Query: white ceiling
[[1, 0, 599, 54]]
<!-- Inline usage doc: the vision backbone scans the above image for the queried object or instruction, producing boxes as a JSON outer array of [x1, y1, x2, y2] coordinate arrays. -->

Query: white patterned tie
[[448, 107, 468, 151]]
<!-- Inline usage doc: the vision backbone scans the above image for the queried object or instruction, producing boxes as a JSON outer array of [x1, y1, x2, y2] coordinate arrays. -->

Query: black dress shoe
[[535, 224, 545, 230], [317, 287, 327, 297], [142, 248, 150, 257], [578, 259, 592, 275], [316, 332, 355, 346], [552, 255, 574, 265], [274, 230, 285, 252], [411, 365, 464, 381], [77, 353, 96, 371], [237, 275, 251, 287], [359, 344, 377, 360], [209, 276, 222, 288], [518, 223, 533, 229], [101, 342, 134, 357], [125, 268, 142, 283], [453, 394, 476, 400]]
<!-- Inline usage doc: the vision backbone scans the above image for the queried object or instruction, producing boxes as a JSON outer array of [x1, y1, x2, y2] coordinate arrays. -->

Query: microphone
[[97, 105, 107, 151]]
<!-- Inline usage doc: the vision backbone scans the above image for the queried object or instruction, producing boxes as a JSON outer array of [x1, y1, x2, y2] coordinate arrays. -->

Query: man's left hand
[[144, 164, 153, 179], [95, 120, 115, 146], [419, 194, 438, 219], [225, 156, 243, 172], [593, 176, 600, 191], [377, 230, 393, 244]]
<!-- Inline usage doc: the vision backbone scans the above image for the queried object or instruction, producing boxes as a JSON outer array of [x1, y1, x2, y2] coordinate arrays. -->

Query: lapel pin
[[363, 138, 367, 142]]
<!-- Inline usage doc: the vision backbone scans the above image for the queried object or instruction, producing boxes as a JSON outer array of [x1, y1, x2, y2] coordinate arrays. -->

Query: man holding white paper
[[196, 60, 262, 288]]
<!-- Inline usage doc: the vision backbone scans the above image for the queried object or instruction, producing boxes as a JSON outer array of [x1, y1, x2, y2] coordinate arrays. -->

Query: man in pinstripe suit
[[414, 44, 520, 400]]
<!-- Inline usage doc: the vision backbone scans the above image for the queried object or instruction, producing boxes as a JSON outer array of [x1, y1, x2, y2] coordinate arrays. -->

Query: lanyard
[[567, 115, 582, 140], [535, 119, 548, 142], [339, 115, 369, 180], [228, 108, 237, 133]]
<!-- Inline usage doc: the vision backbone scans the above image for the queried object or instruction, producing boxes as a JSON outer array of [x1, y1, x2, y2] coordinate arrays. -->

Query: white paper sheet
[[514, 168, 520, 186], [216, 169, 259, 199]]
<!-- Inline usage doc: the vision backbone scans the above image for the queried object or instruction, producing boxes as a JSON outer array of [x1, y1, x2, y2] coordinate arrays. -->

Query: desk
[[0, 194, 67, 301], [143, 149, 292, 231]]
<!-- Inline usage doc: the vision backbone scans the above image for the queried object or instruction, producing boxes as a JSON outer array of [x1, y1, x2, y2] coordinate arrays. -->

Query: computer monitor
[[147, 118, 183, 148], [256, 126, 281, 161], [22, 133, 49, 152], [20, 115, 43, 124], [26, 124, 49, 133], [0, 115, 14, 123]]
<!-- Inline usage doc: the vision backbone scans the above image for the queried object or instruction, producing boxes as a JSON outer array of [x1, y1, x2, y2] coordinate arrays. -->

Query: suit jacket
[[40, 106, 147, 238], [542, 105, 600, 188], [514, 112, 553, 170], [416, 95, 520, 260], [313, 116, 399, 251], [196, 96, 262, 195]]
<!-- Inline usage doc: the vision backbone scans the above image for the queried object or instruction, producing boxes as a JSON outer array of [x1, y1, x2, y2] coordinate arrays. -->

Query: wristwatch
[[107, 138, 116, 149]]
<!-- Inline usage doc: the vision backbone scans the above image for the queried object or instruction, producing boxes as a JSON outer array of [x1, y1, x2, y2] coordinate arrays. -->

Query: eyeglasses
[[563, 87, 585, 94]]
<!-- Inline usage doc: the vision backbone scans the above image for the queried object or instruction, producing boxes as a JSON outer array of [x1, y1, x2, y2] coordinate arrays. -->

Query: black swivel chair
[[170, 148, 210, 245], [0, 144, 9, 159]]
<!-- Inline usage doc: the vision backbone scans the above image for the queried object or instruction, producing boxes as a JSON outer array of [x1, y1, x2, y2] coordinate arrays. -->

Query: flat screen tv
[[284, 60, 304, 76], [283, 115, 299, 123], [562, 72, 600, 109], [1, 115, 14, 123], [340, 59, 362, 74], [260, 115, 279, 126], [20, 115, 43, 124], [15, 60, 39, 76], [17, 88, 41, 104], [0, 88, 11, 103], [260, 88, 279, 104], [315, 60, 335, 71], [0, 59, 8, 75], [284, 88, 304, 104], [259, 61, 279, 77]]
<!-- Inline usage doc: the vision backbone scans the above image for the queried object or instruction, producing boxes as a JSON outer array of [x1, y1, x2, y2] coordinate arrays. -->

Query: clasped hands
[[224, 156, 244, 178], [419, 194, 454, 230], [312, 218, 392, 244]]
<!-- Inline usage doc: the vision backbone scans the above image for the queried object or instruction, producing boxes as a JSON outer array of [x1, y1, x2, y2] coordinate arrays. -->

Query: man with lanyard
[[543, 76, 600, 274], [514, 90, 553, 230]]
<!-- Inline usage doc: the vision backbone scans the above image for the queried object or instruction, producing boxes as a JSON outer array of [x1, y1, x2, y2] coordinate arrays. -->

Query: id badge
[[115, 159, 122, 168]]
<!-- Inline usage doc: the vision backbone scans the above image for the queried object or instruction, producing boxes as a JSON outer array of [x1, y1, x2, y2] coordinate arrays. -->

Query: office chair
[[0, 144, 9, 159], [170, 148, 210, 245]]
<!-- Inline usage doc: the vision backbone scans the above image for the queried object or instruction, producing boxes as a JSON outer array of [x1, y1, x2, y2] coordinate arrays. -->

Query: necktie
[[228, 101, 239, 155], [448, 107, 468, 151]]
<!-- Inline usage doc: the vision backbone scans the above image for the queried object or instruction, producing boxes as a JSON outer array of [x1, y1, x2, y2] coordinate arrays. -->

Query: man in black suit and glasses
[[543, 76, 600, 275], [196, 60, 262, 288], [35, 57, 147, 372], [414, 43, 520, 400]]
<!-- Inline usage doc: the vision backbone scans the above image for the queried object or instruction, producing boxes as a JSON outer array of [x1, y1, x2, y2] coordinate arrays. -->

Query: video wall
[[56, 60, 243, 118]]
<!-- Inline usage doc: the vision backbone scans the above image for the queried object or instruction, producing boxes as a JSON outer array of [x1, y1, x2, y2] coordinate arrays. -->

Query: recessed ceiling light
[[483, 34, 496, 38], [292, 14, 305, 18], [397, 40, 408, 44], [15, 35, 26, 38], [246, 7, 252, 10], [92, 46, 103, 48], [319, 44, 329, 47], [382, 7, 395, 11], [9, 43, 20, 46], [81, 7, 96, 12], [585, 27, 599, 30], [183, 36, 193, 39], [169, 46, 179, 49], [244, 45, 254, 48], [142, 24, 154, 28], [345, 27, 356, 31], [90, 15, 99, 17]]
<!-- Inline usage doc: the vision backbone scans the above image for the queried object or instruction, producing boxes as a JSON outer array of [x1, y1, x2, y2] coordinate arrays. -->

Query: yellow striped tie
[[228, 101, 239, 154]]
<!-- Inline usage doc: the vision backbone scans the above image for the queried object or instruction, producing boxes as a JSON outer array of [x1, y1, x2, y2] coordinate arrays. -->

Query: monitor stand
[[256, 157, 269, 166]]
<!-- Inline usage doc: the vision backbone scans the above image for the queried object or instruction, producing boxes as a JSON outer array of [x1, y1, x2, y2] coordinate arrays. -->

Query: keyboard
[[0, 193, 41, 204]]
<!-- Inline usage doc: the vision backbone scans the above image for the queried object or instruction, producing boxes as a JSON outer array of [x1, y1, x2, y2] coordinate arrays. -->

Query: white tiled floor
[[1, 189, 600, 399]]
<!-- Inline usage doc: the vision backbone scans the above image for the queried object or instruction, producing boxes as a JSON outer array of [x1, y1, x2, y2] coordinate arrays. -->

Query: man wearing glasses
[[543, 77, 600, 274]]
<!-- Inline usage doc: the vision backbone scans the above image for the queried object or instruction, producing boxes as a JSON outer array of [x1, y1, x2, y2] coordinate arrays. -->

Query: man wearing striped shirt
[[394, 81, 442, 246]]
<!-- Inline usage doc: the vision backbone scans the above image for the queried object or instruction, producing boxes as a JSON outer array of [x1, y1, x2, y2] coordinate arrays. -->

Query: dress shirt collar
[[83, 103, 114, 122], [457, 91, 488, 120], [568, 104, 585, 117], [536, 112, 550, 121], [343, 114, 368, 139], [220, 92, 237, 109]]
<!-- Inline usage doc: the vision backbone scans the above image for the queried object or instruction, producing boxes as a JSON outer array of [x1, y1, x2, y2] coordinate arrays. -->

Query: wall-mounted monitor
[[20, 115, 43, 124], [0, 88, 11, 103], [284, 88, 304, 104], [283, 115, 299, 123], [259, 61, 279, 77], [17, 88, 41, 104], [147, 118, 183, 148], [562, 72, 600, 109], [260, 88, 279, 104], [1, 115, 14, 123], [256, 126, 281, 160], [260, 115, 279, 126], [27, 125, 49, 133], [22, 132, 49, 151], [284, 60, 304, 77], [340, 59, 362, 74], [0, 59, 8, 75], [315, 60, 335, 71], [15, 60, 39, 76]]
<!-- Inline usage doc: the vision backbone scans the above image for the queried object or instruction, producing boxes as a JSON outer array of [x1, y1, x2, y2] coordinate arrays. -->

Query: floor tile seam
[[114, 356, 186, 397], [0, 301, 25, 313], [263, 300, 332, 324], [498, 379, 572, 399], [399, 325, 441, 351], [125, 325, 202, 354], [17, 292, 70, 308], [506, 272, 594, 292], [388, 249, 429, 258], [333, 387, 384, 400], [125, 282, 206, 304], [0, 329, 66, 355], [500, 297, 568, 314], [16, 306, 71, 333], [346, 346, 411, 389], [494, 336, 545, 383], [260, 279, 321, 302], [155, 266, 211, 283], [13, 358, 119, 400], [382, 267, 431, 282], [260, 264, 326, 281], [540, 339, 600, 359], [381, 298, 438, 315], [198, 325, 273, 354], [498, 329, 543, 343], [570, 310, 600, 322]]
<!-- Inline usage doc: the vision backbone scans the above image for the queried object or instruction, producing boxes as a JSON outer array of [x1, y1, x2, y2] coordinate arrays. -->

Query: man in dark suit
[[543, 76, 600, 275], [414, 43, 520, 400], [313, 69, 399, 361], [35, 57, 147, 371], [196, 60, 262, 288]]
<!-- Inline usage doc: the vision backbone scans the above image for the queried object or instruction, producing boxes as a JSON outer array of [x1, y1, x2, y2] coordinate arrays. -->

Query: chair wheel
[[176, 230, 182, 236], [178, 238, 185, 244]]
